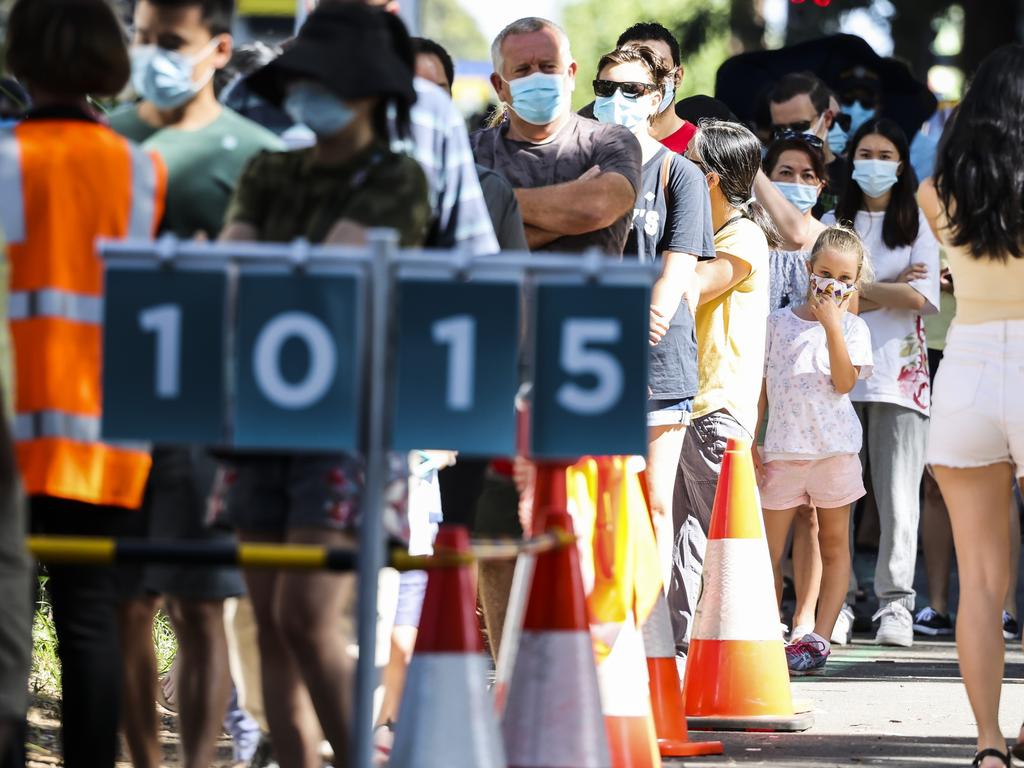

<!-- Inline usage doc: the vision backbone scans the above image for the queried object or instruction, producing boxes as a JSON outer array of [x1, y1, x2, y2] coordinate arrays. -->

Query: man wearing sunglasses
[[472, 16, 641, 255], [767, 72, 848, 216]]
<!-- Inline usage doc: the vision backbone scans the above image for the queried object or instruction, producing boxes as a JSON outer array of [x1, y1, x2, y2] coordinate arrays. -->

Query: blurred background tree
[[420, 0, 489, 61]]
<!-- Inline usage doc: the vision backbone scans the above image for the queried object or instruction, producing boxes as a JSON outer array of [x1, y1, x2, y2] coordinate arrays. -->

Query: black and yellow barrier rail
[[27, 530, 575, 572]]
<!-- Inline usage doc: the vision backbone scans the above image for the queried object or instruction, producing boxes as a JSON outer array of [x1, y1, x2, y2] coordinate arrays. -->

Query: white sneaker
[[831, 604, 855, 646], [873, 603, 914, 647], [789, 623, 815, 644]]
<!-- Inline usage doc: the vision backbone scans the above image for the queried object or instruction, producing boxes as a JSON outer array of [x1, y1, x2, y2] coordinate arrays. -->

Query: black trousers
[[30, 497, 143, 768]]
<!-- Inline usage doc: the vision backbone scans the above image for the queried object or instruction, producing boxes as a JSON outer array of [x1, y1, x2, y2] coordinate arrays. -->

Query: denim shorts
[[647, 397, 694, 427], [211, 452, 408, 537]]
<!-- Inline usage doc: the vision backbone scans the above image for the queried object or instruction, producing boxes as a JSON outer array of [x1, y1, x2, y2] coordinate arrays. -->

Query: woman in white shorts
[[927, 44, 1024, 768]]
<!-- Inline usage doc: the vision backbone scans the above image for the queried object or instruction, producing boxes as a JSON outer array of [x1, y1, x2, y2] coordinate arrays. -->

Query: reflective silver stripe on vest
[[0, 130, 26, 244], [14, 411, 101, 443], [8, 289, 103, 324], [127, 143, 158, 239]]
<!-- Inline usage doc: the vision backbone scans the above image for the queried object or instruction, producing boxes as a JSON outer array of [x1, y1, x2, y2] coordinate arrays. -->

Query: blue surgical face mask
[[852, 158, 900, 198], [593, 90, 654, 133], [827, 122, 848, 155], [771, 181, 819, 213], [131, 39, 218, 110], [657, 79, 676, 114], [506, 71, 573, 126], [283, 82, 357, 137], [845, 100, 876, 135]]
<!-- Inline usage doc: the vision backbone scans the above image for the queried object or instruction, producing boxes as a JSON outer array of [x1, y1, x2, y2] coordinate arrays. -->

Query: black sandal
[[973, 748, 1011, 767]]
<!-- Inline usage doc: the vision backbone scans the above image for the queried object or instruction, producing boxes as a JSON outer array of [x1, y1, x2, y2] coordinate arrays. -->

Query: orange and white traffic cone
[[642, 591, 723, 757], [501, 505, 611, 768], [594, 614, 661, 768], [390, 526, 506, 768], [683, 439, 814, 732]]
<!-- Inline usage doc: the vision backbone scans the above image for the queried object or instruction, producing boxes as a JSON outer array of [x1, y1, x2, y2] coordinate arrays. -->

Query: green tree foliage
[[562, 0, 736, 108], [421, 0, 490, 62]]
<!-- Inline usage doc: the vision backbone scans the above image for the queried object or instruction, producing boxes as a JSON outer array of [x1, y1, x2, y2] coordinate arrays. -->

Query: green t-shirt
[[111, 106, 285, 238], [225, 141, 430, 247], [108, 104, 159, 143]]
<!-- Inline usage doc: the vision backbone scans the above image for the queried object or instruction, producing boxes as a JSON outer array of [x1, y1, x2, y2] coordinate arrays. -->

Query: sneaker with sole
[[785, 635, 830, 675], [913, 606, 953, 637], [831, 604, 855, 646], [1003, 611, 1020, 641], [873, 603, 914, 647]]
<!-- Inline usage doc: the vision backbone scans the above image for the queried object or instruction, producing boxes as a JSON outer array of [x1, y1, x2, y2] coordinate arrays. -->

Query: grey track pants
[[667, 409, 751, 655]]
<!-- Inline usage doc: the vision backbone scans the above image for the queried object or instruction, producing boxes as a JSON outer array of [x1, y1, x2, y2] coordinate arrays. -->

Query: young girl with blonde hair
[[755, 224, 875, 674]]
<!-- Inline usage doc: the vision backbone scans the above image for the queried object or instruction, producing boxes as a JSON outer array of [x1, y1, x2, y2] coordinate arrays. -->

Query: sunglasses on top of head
[[771, 128, 825, 150], [592, 79, 657, 99]]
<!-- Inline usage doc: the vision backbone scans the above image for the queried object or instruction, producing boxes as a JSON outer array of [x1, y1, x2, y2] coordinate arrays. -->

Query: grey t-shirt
[[470, 113, 642, 255], [476, 165, 528, 252], [626, 147, 715, 401]]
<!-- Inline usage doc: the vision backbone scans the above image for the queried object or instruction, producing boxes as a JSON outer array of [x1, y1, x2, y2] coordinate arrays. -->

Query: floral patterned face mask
[[810, 273, 856, 306]]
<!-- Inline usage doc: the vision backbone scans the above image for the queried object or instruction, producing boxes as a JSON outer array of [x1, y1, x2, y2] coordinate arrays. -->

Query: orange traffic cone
[[586, 457, 659, 768], [642, 592, 723, 757], [501, 505, 611, 768], [683, 439, 814, 732], [390, 526, 506, 768], [594, 614, 661, 768]]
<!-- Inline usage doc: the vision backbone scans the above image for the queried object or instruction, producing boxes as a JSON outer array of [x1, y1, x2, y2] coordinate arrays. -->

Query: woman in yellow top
[[668, 119, 780, 659], [927, 44, 1024, 768]]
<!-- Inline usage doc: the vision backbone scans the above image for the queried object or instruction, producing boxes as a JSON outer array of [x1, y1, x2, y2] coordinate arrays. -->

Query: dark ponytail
[[693, 119, 782, 248]]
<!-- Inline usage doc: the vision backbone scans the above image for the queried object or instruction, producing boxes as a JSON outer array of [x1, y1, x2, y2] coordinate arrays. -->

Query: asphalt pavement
[[669, 638, 1024, 767]]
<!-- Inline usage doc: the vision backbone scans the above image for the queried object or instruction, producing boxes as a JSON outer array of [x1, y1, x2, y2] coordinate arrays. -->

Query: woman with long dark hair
[[929, 44, 1024, 768], [669, 120, 779, 660], [824, 117, 940, 649]]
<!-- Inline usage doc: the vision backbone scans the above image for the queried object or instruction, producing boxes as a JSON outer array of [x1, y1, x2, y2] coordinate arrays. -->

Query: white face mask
[[852, 158, 900, 198]]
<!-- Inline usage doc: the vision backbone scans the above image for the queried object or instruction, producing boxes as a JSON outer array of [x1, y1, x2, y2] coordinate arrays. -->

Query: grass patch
[[30, 574, 179, 696]]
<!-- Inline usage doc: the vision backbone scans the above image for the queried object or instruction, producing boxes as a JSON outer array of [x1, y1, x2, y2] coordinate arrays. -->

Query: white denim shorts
[[927, 320, 1024, 477]]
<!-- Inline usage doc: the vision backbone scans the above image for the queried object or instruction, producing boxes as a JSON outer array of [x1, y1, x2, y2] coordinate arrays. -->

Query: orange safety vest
[[0, 118, 166, 509]]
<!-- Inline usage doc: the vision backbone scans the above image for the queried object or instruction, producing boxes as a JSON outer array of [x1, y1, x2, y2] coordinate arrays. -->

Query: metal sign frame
[[99, 234, 657, 768]]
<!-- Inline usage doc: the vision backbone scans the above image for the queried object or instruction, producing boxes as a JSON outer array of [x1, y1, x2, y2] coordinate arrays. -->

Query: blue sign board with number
[[102, 264, 227, 443], [530, 282, 649, 459], [392, 279, 519, 455], [232, 267, 364, 451]]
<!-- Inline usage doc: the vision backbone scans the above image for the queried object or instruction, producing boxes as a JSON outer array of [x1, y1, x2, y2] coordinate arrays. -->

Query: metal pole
[[352, 230, 397, 768]]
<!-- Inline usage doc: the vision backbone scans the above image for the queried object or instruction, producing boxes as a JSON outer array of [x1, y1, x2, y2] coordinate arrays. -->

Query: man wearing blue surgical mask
[[472, 16, 641, 255], [108, 3, 283, 767]]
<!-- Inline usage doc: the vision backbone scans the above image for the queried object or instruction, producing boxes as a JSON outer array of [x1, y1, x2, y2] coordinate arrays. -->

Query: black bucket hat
[[246, 3, 416, 110]]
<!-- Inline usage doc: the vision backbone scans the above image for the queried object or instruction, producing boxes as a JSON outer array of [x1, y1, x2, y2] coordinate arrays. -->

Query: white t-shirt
[[822, 209, 940, 414], [763, 308, 874, 460]]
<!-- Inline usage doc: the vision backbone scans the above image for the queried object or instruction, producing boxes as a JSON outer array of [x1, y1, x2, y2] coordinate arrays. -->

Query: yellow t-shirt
[[692, 217, 769, 434]]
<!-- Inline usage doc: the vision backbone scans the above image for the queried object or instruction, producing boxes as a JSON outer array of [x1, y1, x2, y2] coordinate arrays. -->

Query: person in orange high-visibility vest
[[0, 1, 165, 765]]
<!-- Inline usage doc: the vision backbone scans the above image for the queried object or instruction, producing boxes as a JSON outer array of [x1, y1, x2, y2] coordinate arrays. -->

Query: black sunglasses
[[592, 79, 657, 99], [772, 129, 825, 150]]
